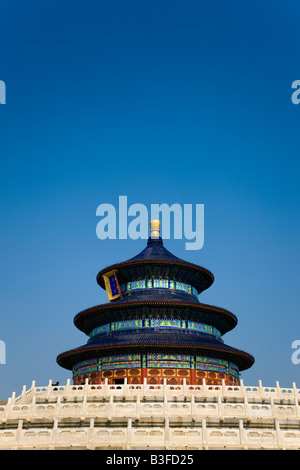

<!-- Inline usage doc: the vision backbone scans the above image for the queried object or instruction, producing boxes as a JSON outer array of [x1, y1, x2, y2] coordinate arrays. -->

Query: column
[[141, 354, 147, 384], [190, 356, 196, 385]]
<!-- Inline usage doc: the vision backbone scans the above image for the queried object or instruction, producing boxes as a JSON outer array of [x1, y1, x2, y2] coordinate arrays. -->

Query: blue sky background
[[0, 0, 300, 399]]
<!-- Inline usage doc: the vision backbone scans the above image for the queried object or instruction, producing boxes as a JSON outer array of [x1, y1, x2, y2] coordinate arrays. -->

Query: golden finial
[[150, 219, 161, 238]]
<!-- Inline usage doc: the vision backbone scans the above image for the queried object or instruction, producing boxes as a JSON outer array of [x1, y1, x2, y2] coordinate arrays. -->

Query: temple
[[2, 222, 300, 451], [57, 220, 254, 386]]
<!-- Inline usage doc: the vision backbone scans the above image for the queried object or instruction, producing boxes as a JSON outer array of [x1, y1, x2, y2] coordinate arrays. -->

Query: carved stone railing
[[0, 379, 299, 449]]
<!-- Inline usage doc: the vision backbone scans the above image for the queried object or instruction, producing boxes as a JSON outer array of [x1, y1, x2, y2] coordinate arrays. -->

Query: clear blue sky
[[0, 0, 300, 399]]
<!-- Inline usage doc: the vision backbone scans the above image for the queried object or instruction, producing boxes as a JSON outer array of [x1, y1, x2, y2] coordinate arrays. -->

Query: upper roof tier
[[97, 221, 214, 296]]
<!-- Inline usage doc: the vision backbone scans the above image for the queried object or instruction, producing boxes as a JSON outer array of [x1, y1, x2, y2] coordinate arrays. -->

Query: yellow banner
[[102, 270, 122, 301]]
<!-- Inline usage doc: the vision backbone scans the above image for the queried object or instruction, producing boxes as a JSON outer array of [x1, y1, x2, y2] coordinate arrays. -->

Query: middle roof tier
[[74, 297, 238, 337]]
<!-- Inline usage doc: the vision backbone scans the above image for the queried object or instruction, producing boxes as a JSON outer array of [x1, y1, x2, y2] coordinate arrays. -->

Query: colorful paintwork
[[148, 361, 190, 369], [89, 319, 221, 338], [100, 354, 141, 371], [90, 324, 110, 336], [150, 318, 181, 328], [119, 279, 199, 298], [73, 358, 98, 376], [73, 354, 239, 379], [111, 320, 143, 330], [196, 356, 227, 365], [195, 356, 240, 379], [187, 321, 220, 336], [102, 361, 141, 370], [147, 353, 190, 361], [101, 354, 140, 363]]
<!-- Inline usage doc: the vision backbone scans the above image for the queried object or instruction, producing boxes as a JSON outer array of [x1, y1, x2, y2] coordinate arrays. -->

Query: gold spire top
[[150, 219, 161, 238]]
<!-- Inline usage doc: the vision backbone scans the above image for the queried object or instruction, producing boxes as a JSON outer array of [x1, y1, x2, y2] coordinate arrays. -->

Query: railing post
[[124, 377, 128, 397], [65, 378, 71, 397], [46, 379, 52, 400], [221, 378, 226, 396], [104, 377, 108, 397], [240, 378, 245, 396], [163, 379, 168, 418], [29, 381, 36, 404], [11, 392, 16, 406], [84, 377, 89, 398], [217, 394, 222, 415], [276, 380, 281, 398], [293, 382, 300, 417], [292, 381, 298, 400], [21, 385, 26, 402], [202, 378, 207, 397], [5, 397, 12, 420], [30, 394, 36, 416], [182, 378, 187, 395], [136, 393, 141, 420], [143, 377, 147, 396], [82, 386, 87, 420], [191, 394, 195, 417], [258, 379, 264, 398], [108, 393, 113, 421]]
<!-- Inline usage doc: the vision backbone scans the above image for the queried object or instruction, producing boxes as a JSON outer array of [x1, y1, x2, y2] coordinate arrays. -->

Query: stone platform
[[0, 379, 299, 450]]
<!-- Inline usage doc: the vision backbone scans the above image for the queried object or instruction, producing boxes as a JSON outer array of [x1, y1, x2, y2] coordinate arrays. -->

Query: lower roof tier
[[57, 327, 254, 372], [74, 298, 238, 337]]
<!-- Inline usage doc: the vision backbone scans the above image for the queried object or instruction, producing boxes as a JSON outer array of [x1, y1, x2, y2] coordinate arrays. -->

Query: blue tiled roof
[[127, 237, 182, 262], [105, 289, 200, 305], [73, 297, 238, 337], [57, 327, 254, 371], [96, 237, 214, 294]]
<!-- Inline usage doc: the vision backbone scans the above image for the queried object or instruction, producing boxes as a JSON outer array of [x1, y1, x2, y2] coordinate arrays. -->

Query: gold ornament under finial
[[150, 219, 161, 238]]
